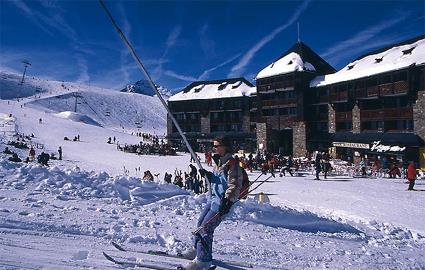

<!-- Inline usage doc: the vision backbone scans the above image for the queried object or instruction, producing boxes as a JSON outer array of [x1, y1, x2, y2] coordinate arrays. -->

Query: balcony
[[360, 107, 413, 120], [379, 81, 408, 96], [393, 81, 409, 94], [330, 91, 348, 103], [355, 86, 379, 99], [335, 111, 352, 122], [261, 98, 296, 107]]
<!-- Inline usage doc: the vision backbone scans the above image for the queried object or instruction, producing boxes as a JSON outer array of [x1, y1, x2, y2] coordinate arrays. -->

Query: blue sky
[[1, 0, 424, 92]]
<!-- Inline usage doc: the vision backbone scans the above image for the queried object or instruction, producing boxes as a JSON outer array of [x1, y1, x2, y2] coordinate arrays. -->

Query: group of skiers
[[117, 140, 176, 156]]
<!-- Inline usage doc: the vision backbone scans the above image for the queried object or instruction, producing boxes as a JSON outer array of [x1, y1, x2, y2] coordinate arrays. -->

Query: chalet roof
[[168, 77, 256, 102], [311, 35, 425, 87], [256, 41, 336, 79]]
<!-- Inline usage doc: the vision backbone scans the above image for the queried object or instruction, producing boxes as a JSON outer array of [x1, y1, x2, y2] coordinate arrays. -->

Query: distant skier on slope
[[182, 136, 243, 270]]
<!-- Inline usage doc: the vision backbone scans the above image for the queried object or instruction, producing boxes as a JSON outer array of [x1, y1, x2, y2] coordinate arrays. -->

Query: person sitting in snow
[[8, 153, 22, 163], [181, 136, 243, 270], [143, 170, 154, 181], [29, 146, 36, 161], [3, 147, 12, 154]]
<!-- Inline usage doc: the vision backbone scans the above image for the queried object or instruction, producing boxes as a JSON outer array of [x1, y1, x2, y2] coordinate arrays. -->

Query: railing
[[335, 112, 352, 121], [261, 99, 296, 107], [360, 107, 413, 120], [393, 81, 408, 94]]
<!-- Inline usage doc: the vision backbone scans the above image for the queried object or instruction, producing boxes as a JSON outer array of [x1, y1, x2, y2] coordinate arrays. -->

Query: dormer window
[[375, 57, 383, 63], [193, 84, 205, 93], [232, 81, 242, 89], [402, 47, 415, 55], [218, 82, 228, 90]]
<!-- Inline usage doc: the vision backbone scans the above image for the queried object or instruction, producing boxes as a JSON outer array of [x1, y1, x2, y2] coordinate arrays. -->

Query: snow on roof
[[169, 79, 256, 101], [311, 37, 425, 87], [256, 52, 316, 79]]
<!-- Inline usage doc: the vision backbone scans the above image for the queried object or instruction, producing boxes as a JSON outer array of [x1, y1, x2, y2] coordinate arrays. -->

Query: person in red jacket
[[407, 161, 417, 191]]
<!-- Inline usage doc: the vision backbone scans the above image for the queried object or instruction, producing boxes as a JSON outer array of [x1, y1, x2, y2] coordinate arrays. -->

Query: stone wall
[[413, 90, 425, 141], [256, 122, 269, 152], [328, 104, 336, 133], [200, 115, 210, 134], [292, 121, 307, 157], [352, 104, 361, 133]]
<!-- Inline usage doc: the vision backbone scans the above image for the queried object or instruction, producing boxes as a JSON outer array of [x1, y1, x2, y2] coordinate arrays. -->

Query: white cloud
[[321, 13, 409, 59], [198, 53, 241, 80], [199, 23, 216, 58], [229, 0, 311, 77], [76, 55, 90, 84], [164, 70, 197, 82]]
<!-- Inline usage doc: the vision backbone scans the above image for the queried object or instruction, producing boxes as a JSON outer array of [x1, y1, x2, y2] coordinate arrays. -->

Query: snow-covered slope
[[0, 71, 166, 134]]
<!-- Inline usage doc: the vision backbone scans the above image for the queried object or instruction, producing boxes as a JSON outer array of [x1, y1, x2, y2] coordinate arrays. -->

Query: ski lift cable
[[98, 0, 210, 197]]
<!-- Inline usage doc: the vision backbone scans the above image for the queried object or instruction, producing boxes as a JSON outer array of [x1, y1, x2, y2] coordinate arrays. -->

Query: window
[[402, 47, 415, 55], [375, 57, 383, 63]]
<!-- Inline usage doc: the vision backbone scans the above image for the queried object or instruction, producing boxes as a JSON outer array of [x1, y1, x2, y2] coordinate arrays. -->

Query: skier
[[407, 161, 417, 191], [58, 146, 62, 160], [182, 136, 243, 270]]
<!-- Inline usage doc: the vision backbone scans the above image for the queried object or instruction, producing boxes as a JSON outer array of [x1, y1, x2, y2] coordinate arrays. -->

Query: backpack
[[225, 159, 250, 200]]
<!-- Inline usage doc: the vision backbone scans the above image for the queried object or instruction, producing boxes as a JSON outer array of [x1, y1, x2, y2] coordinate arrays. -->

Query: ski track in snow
[[0, 71, 425, 269]]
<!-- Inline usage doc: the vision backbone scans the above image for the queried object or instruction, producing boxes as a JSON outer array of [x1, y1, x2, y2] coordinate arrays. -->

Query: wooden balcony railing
[[393, 81, 408, 94], [330, 91, 348, 102], [360, 107, 413, 120], [335, 112, 352, 121], [261, 98, 296, 107]]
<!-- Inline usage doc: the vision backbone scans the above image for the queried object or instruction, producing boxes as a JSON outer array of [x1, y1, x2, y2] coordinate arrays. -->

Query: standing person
[[58, 146, 62, 160], [314, 152, 322, 180], [407, 161, 417, 191], [189, 164, 198, 181], [182, 136, 243, 270], [360, 157, 367, 177], [29, 146, 35, 161], [323, 153, 331, 179]]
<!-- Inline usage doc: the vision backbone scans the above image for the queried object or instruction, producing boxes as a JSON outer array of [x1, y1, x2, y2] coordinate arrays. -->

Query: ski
[[111, 241, 252, 269], [103, 252, 216, 270]]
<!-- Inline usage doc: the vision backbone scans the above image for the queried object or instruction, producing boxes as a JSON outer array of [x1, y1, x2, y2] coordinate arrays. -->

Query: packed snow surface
[[311, 37, 425, 87], [169, 80, 256, 101], [1, 72, 425, 269], [54, 111, 102, 127], [256, 52, 316, 79]]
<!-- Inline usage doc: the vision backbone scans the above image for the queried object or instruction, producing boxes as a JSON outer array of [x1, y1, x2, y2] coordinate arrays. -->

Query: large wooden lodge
[[167, 35, 425, 167]]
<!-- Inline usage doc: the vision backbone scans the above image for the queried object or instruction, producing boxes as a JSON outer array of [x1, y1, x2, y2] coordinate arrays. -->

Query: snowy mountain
[[121, 79, 172, 99], [0, 71, 167, 134]]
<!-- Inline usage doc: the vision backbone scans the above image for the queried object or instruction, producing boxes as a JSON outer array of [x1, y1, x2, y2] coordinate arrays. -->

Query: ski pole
[[192, 171, 275, 235], [98, 0, 211, 198]]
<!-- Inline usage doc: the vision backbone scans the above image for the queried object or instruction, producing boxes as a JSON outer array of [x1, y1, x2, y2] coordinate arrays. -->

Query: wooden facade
[[167, 36, 425, 161]]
